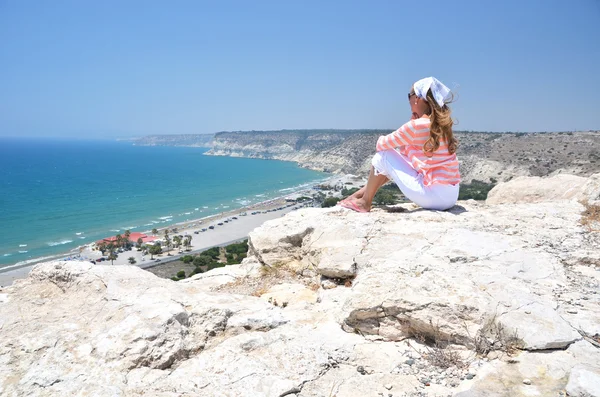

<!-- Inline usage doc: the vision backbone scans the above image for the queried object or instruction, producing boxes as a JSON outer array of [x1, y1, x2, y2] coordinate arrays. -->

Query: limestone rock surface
[[486, 173, 600, 205], [2, 174, 600, 397]]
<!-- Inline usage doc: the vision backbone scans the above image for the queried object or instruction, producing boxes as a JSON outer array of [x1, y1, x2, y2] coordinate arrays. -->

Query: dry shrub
[[580, 201, 600, 232], [215, 261, 320, 297], [471, 316, 523, 356], [410, 320, 468, 369]]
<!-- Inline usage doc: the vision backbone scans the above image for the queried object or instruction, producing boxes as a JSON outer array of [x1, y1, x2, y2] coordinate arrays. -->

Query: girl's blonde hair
[[423, 89, 458, 155]]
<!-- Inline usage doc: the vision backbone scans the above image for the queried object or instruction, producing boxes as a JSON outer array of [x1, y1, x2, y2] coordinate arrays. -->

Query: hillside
[[132, 129, 600, 183]]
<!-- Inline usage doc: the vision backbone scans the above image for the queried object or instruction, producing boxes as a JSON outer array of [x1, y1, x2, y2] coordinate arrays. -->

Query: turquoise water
[[0, 137, 327, 271]]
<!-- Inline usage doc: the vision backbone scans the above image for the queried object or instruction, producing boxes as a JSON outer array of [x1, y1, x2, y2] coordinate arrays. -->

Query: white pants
[[371, 150, 459, 210]]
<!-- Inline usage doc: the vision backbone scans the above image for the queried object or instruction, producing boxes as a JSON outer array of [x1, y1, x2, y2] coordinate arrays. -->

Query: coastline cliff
[[1, 173, 599, 396], [202, 129, 600, 183]]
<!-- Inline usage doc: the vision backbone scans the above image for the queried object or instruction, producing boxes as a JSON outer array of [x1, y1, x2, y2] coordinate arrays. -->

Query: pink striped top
[[376, 118, 460, 186]]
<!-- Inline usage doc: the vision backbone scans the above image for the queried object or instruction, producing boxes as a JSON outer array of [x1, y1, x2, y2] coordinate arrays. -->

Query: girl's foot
[[340, 198, 371, 213]]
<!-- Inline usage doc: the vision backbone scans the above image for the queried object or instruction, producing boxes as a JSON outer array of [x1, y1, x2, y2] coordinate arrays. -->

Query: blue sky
[[0, 0, 598, 137]]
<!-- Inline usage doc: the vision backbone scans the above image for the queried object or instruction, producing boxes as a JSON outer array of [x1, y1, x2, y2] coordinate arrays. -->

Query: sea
[[0, 137, 328, 272]]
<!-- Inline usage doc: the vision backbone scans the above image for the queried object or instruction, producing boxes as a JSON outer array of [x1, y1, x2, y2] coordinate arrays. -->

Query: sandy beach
[[0, 174, 365, 287]]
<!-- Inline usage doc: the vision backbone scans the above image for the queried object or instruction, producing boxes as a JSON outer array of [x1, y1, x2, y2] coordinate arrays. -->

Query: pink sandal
[[339, 200, 369, 213]]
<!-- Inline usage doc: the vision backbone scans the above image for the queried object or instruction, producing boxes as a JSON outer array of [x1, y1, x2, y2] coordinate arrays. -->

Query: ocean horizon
[[0, 137, 328, 271]]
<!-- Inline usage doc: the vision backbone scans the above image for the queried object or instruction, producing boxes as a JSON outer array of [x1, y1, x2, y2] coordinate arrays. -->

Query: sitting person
[[340, 77, 460, 212]]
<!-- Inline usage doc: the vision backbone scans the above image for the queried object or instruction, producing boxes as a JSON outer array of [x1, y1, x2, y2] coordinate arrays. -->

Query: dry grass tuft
[[471, 316, 523, 356], [214, 261, 320, 297], [580, 201, 600, 232], [409, 320, 468, 369]]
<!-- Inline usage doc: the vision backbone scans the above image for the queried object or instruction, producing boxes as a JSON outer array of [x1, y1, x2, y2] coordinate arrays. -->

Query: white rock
[[1, 173, 600, 397], [566, 364, 600, 397]]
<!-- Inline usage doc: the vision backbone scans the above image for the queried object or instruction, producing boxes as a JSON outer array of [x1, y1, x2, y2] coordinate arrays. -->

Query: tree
[[123, 230, 131, 249], [98, 242, 108, 255], [203, 247, 220, 259], [193, 255, 213, 267], [173, 235, 182, 249], [149, 243, 162, 259], [176, 270, 186, 279], [152, 228, 158, 236], [136, 237, 143, 248], [108, 251, 118, 265], [181, 255, 193, 264], [128, 257, 136, 264], [321, 197, 340, 208], [163, 230, 171, 253], [115, 234, 123, 248], [373, 190, 397, 205], [183, 235, 192, 251]]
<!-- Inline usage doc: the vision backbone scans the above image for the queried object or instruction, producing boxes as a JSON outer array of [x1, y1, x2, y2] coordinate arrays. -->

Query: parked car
[[209, 226, 215, 229]]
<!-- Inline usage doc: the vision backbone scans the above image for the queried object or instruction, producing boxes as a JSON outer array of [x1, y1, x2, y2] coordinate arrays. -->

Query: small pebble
[[384, 384, 393, 390], [566, 309, 578, 314], [357, 366, 366, 375], [405, 359, 415, 366], [466, 373, 475, 380], [525, 310, 531, 314], [523, 378, 532, 385]]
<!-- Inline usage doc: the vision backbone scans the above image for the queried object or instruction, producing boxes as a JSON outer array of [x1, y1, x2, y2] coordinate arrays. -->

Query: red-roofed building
[[95, 232, 157, 246]]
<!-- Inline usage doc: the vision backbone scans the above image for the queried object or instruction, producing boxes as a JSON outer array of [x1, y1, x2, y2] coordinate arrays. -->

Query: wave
[[79, 236, 86, 239], [19, 244, 27, 247], [159, 216, 173, 220], [47, 240, 73, 247], [3, 253, 11, 257], [202, 206, 208, 209], [3, 254, 65, 270], [75, 232, 84, 236], [18, 250, 28, 254], [194, 208, 199, 211], [184, 212, 191, 215], [120, 226, 137, 230], [110, 229, 120, 232]]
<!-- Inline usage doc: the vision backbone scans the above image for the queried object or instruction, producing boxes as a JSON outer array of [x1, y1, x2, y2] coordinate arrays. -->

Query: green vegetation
[[170, 239, 250, 280], [373, 189, 397, 205], [107, 251, 117, 265], [458, 180, 496, 200], [193, 255, 212, 267], [203, 247, 220, 259], [149, 243, 162, 259], [341, 187, 360, 197], [128, 257, 136, 265], [321, 197, 340, 208]]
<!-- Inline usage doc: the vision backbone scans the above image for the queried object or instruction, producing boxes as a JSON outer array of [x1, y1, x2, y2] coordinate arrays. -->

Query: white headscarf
[[413, 77, 451, 108]]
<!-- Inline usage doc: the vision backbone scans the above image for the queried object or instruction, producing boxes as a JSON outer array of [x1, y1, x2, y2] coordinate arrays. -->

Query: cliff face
[[132, 133, 215, 147], [1, 174, 599, 397], [207, 130, 382, 174], [206, 130, 600, 183]]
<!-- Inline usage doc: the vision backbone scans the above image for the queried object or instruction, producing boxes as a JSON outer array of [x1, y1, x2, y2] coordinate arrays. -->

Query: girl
[[340, 77, 460, 212]]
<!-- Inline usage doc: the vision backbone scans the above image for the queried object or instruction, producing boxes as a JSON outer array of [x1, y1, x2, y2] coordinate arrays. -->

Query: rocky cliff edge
[[1, 174, 600, 397]]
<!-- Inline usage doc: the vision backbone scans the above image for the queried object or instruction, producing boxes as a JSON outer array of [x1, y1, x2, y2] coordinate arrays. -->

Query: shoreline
[[0, 174, 365, 287]]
